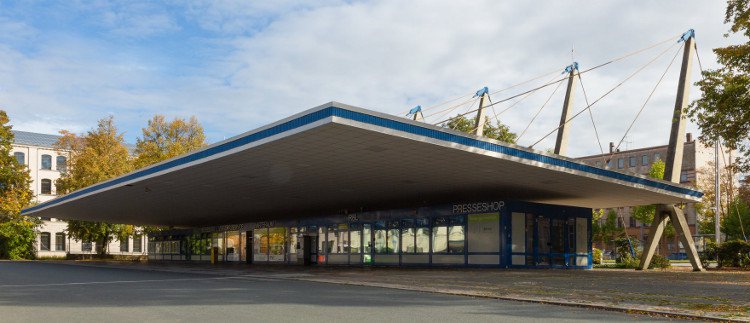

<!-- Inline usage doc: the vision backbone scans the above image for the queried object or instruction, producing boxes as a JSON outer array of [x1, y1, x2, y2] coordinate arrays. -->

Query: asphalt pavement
[[0, 261, 683, 322]]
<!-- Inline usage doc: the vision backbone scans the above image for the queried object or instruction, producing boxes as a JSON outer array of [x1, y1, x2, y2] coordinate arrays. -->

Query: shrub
[[699, 241, 718, 269], [717, 240, 750, 268], [0, 219, 37, 260], [592, 248, 602, 265], [649, 254, 671, 269]]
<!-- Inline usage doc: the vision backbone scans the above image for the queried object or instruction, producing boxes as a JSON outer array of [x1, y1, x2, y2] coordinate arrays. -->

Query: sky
[[0, 1, 740, 157]]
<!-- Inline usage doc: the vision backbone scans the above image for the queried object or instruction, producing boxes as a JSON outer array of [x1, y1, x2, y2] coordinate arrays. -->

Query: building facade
[[11, 130, 146, 258], [576, 133, 727, 258]]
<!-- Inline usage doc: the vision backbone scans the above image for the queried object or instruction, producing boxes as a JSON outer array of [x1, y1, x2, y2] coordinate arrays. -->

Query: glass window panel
[[40, 233, 50, 251], [133, 235, 142, 253], [567, 218, 576, 255], [525, 214, 534, 265], [253, 228, 269, 262], [41, 179, 52, 195], [617, 158, 624, 169], [120, 238, 129, 252], [326, 226, 338, 254], [55, 233, 65, 251], [56, 156, 67, 172], [287, 227, 297, 260], [629, 156, 636, 167], [447, 225, 464, 253], [511, 212, 525, 253], [642, 154, 649, 165], [415, 227, 430, 253], [576, 218, 588, 254], [337, 224, 348, 254], [654, 153, 661, 161], [317, 227, 326, 254], [373, 221, 387, 254], [41, 155, 51, 170], [269, 227, 286, 261], [387, 221, 399, 254], [401, 227, 415, 253], [349, 228, 361, 253], [432, 226, 448, 253], [14, 152, 24, 165], [226, 231, 239, 259]]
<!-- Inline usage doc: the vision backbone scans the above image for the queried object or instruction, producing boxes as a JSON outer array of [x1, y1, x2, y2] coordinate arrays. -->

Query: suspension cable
[[518, 79, 565, 141], [604, 43, 684, 164], [528, 41, 681, 149], [578, 74, 605, 154], [430, 34, 680, 125]]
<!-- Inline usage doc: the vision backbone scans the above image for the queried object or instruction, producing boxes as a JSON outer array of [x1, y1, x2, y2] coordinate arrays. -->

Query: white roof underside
[[23, 102, 702, 227]]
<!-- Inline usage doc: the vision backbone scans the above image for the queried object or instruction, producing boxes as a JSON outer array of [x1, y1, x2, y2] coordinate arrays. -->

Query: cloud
[[0, 0, 738, 158]]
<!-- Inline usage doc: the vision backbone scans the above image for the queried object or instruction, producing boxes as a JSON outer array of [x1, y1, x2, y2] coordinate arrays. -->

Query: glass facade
[[146, 201, 592, 268]]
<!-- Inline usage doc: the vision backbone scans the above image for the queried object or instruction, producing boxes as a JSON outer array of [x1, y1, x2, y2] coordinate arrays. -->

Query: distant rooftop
[[11, 130, 61, 148], [11, 129, 136, 152]]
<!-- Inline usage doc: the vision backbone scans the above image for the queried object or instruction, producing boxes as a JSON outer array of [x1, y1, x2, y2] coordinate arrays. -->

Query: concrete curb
[[52, 261, 747, 322]]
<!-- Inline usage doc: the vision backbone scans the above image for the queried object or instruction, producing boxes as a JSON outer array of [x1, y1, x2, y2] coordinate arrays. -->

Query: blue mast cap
[[473, 86, 489, 98], [563, 62, 579, 74], [408, 105, 422, 115], [679, 29, 695, 43]]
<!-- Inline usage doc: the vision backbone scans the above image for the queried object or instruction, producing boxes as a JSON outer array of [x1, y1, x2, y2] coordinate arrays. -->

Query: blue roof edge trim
[[23, 105, 702, 215]]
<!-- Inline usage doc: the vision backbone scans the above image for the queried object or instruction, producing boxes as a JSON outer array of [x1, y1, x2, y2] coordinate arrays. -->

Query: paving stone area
[[57, 261, 750, 321]]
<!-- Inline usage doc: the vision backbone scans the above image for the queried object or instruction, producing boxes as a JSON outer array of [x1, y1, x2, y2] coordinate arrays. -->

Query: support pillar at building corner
[[554, 62, 579, 156], [639, 29, 704, 271], [473, 87, 489, 136]]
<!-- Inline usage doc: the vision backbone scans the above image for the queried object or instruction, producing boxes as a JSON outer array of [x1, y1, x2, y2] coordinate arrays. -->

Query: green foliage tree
[[55, 116, 134, 256], [631, 159, 675, 238], [592, 209, 619, 247], [133, 115, 206, 233], [442, 114, 517, 143], [0, 110, 37, 259], [722, 199, 750, 241], [133, 115, 206, 170], [688, 1, 750, 173]]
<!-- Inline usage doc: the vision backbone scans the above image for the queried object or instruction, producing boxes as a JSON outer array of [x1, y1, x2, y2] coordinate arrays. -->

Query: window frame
[[56, 156, 67, 172], [133, 235, 142, 253], [55, 233, 65, 251], [617, 158, 624, 169], [641, 154, 649, 166], [629, 156, 636, 167], [41, 154, 52, 170], [120, 237, 129, 252], [39, 232, 51, 251], [14, 152, 25, 165], [41, 179, 52, 195]]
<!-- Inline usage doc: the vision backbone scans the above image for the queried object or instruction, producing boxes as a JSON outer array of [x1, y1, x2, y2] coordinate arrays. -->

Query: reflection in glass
[[269, 227, 286, 262], [447, 225, 464, 253], [401, 219, 415, 253], [432, 226, 448, 253], [349, 228, 361, 253], [254, 228, 269, 262], [226, 231, 240, 261], [373, 221, 387, 254]]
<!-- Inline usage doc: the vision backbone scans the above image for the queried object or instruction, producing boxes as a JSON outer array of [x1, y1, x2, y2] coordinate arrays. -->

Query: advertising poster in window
[[467, 213, 500, 253]]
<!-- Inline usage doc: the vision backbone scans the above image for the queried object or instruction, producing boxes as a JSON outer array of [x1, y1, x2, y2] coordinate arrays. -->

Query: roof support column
[[554, 63, 578, 156], [639, 30, 703, 271]]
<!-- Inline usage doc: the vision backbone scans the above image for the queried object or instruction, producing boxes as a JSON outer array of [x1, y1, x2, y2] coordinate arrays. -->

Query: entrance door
[[550, 219, 566, 267], [303, 235, 318, 266]]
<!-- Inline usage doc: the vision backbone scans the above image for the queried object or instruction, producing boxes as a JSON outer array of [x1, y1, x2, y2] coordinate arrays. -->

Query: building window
[[133, 235, 142, 253], [607, 160, 612, 168], [629, 156, 636, 167], [41, 179, 52, 195], [617, 158, 624, 169], [629, 217, 637, 228], [41, 154, 52, 170], [432, 216, 465, 253], [642, 154, 649, 166], [654, 153, 661, 161], [14, 152, 25, 165], [120, 238, 129, 252], [56, 156, 67, 172], [55, 233, 65, 251], [40, 232, 51, 251], [82, 241, 92, 252], [680, 171, 688, 182]]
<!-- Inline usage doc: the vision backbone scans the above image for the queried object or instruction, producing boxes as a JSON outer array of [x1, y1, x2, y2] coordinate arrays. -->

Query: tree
[[694, 160, 737, 237], [592, 209, 619, 247], [688, 1, 750, 173], [441, 114, 517, 143], [132, 115, 206, 233], [631, 160, 675, 238], [133, 115, 206, 170], [0, 110, 37, 259], [722, 199, 750, 241], [55, 116, 134, 256]]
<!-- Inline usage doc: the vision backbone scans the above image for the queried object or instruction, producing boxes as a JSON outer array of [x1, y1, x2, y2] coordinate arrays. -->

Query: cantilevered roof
[[22, 102, 702, 227]]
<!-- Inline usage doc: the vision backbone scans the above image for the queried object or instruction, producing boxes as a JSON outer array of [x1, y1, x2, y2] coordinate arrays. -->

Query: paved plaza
[[0, 261, 689, 322]]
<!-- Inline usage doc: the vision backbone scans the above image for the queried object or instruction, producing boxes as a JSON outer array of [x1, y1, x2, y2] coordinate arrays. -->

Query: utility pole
[[639, 29, 704, 271], [473, 87, 489, 136], [554, 62, 578, 156], [715, 138, 721, 244]]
